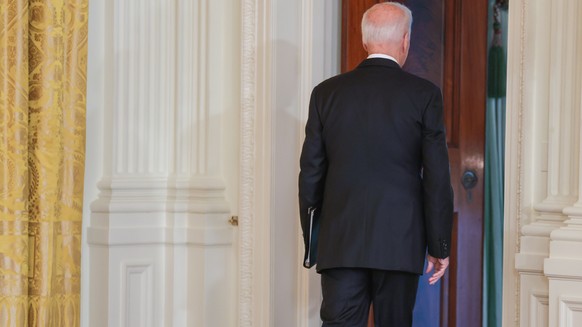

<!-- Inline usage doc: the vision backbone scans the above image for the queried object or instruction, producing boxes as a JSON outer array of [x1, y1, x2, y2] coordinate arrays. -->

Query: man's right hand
[[426, 255, 449, 285]]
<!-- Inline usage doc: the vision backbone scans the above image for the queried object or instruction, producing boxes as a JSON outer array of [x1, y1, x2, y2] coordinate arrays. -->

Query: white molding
[[563, 205, 582, 218], [121, 262, 154, 327], [545, 259, 582, 280], [90, 177, 230, 214], [239, 0, 273, 326], [84, 0, 107, 325], [503, 0, 527, 324], [296, 1, 314, 327], [88, 226, 233, 246], [515, 252, 548, 273], [529, 290, 549, 327], [239, 0, 256, 324], [559, 296, 582, 327], [550, 228, 582, 243]]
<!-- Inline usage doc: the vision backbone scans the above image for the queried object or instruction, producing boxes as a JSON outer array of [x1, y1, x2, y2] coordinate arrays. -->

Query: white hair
[[361, 2, 413, 46]]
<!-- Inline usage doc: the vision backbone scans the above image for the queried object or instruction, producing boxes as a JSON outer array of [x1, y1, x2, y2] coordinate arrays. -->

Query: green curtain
[[483, 97, 505, 327], [483, 2, 507, 327]]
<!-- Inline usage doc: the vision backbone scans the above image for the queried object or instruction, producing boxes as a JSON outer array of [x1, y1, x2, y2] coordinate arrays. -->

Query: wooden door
[[342, 1, 487, 326]]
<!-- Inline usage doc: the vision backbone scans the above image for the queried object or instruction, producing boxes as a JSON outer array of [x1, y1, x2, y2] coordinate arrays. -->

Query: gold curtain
[[0, 0, 88, 326]]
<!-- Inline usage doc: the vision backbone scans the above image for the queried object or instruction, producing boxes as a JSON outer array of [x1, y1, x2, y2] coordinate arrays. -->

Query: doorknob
[[461, 170, 478, 190]]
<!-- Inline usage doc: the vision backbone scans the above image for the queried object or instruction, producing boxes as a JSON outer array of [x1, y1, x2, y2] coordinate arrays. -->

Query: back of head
[[361, 2, 412, 49]]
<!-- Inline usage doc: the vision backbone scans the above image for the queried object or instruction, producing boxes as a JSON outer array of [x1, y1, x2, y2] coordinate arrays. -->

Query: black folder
[[303, 207, 320, 268]]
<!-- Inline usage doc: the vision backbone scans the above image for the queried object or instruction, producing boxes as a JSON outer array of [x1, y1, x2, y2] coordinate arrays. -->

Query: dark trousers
[[320, 268, 420, 327]]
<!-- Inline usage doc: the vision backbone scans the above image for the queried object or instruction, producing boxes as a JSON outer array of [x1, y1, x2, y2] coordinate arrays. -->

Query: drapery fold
[[483, 2, 507, 327], [0, 0, 88, 325], [483, 97, 505, 327]]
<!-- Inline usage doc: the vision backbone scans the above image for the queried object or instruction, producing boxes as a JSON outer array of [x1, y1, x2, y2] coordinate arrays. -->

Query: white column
[[86, 0, 239, 326], [531, 0, 580, 223], [510, 0, 580, 326], [511, 0, 554, 325], [505, 0, 582, 325], [543, 1, 582, 326]]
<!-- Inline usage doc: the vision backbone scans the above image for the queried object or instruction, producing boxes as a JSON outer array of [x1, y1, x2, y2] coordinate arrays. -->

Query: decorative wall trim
[[90, 177, 230, 214], [529, 291, 549, 327], [296, 1, 314, 327], [545, 259, 582, 280], [239, 0, 272, 326], [121, 262, 154, 327], [503, 0, 527, 324], [239, 0, 255, 324], [87, 226, 233, 246], [559, 296, 582, 327]]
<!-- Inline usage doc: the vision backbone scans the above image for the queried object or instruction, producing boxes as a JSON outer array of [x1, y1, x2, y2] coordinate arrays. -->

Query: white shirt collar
[[367, 53, 400, 66]]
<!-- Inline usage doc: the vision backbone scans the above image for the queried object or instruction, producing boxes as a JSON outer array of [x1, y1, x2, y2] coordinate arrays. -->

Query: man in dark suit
[[298, 2, 454, 326]]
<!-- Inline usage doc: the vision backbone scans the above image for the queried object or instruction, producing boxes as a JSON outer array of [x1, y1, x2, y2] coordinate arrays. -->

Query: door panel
[[341, 1, 487, 326]]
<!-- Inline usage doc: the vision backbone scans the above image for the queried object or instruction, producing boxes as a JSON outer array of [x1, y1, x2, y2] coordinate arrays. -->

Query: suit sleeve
[[421, 87, 454, 259], [298, 89, 327, 248]]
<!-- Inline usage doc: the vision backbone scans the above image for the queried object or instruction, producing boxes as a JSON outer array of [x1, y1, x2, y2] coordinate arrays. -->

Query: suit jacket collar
[[357, 58, 402, 70]]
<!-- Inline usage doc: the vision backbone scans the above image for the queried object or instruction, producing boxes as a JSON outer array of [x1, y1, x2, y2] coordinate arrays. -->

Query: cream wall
[[82, 0, 582, 325], [84, 0, 340, 326], [504, 0, 582, 326]]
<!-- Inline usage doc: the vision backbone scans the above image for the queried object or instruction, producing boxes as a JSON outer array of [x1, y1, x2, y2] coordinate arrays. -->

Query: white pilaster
[[513, 0, 581, 325], [506, 0, 582, 326], [86, 0, 239, 326], [510, 0, 553, 324], [543, 1, 582, 326], [533, 0, 580, 218], [520, 0, 579, 248]]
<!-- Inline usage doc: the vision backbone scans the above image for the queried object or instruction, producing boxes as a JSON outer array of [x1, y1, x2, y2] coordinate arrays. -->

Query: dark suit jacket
[[299, 58, 453, 274]]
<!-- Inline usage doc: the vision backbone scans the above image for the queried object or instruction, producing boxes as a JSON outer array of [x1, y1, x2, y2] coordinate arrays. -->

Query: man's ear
[[402, 32, 410, 54]]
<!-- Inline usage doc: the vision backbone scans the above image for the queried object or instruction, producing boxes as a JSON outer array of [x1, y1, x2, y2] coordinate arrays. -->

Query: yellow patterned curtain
[[0, 0, 88, 326]]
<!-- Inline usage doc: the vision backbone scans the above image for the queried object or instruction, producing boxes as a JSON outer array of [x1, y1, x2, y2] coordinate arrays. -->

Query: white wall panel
[[238, 0, 340, 326], [529, 290, 549, 327], [296, 1, 341, 327], [559, 297, 582, 327], [85, 0, 239, 326], [519, 274, 549, 327], [123, 262, 153, 327]]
